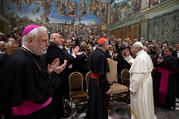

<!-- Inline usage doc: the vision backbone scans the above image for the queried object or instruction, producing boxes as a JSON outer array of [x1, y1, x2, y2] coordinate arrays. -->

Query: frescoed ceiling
[[0, 0, 111, 37], [3, 0, 109, 26]]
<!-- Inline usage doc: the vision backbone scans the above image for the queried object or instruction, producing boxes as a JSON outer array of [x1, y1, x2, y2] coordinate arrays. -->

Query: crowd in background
[[0, 26, 178, 119]]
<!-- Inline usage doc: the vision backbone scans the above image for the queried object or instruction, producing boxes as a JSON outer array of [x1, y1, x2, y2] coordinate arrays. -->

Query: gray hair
[[22, 26, 47, 46], [133, 41, 143, 50]]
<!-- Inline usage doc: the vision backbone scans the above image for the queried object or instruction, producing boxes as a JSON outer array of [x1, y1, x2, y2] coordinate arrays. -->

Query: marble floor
[[66, 100, 179, 119], [1, 99, 179, 119]]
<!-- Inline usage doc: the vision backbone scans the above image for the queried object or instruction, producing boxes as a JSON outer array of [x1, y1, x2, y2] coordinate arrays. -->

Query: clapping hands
[[72, 46, 80, 55], [48, 58, 67, 74]]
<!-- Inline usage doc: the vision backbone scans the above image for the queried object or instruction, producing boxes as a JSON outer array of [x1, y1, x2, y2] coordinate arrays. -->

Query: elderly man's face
[[131, 45, 138, 56], [31, 30, 49, 56], [55, 33, 64, 46]]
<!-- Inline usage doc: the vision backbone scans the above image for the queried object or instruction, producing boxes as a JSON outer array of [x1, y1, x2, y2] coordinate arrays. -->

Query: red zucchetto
[[98, 38, 107, 45]]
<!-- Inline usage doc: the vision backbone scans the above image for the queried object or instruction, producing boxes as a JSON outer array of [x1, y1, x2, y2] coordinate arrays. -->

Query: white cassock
[[129, 50, 157, 119]]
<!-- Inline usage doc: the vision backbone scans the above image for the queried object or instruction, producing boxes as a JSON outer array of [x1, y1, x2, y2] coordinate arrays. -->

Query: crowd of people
[[0, 24, 178, 119]]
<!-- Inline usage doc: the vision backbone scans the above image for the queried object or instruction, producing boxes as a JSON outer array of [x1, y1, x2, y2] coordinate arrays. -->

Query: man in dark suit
[[41, 32, 79, 118]]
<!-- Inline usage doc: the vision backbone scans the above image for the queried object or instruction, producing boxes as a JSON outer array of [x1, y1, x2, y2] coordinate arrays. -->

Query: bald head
[[50, 33, 64, 46]]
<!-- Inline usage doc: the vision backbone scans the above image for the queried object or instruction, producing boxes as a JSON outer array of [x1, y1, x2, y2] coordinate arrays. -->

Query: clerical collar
[[22, 45, 33, 54]]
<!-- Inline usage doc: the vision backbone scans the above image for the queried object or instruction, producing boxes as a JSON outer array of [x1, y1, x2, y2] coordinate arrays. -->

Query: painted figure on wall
[[141, 0, 149, 9], [80, 0, 87, 15], [32, 6, 40, 14], [110, 0, 142, 23], [134, 0, 140, 13], [150, 0, 166, 7]]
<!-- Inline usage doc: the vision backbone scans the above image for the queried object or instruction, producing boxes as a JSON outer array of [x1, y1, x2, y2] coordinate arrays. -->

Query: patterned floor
[[68, 100, 179, 119], [1, 100, 179, 119]]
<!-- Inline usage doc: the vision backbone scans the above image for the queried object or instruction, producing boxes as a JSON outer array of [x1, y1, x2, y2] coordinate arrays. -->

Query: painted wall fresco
[[149, 10, 179, 44], [0, 0, 109, 36], [110, 0, 169, 24], [141, 0, 149, 9], [110, 0, 141, 24], [150, 0, 168, 7]]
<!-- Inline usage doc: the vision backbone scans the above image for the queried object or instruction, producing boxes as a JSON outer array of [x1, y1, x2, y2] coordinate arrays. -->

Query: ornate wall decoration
[[110, 0, 141, 24], [149, 10, 179, 44], [140, 19, 148, 40], [141, 0, 149, 9], [150, 0, 168, 7], [111, 23, 140, 40]]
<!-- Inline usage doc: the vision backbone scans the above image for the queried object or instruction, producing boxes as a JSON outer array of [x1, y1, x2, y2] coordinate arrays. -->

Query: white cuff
[[71, 54, 76, 58]]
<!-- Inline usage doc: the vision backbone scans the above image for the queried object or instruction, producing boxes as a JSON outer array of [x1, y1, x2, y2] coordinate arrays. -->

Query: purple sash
[[12, 97, 52, 116], [157, 67, 174, 104]]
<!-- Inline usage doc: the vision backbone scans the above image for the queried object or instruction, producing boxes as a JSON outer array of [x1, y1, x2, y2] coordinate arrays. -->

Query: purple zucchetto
[[22, 25, 40, 36]]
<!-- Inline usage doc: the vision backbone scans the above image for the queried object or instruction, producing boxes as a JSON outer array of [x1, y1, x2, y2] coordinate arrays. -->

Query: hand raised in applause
[[72, 46, 80, 55], [77, 51, 85, 56], [48, 58, 67, 74]]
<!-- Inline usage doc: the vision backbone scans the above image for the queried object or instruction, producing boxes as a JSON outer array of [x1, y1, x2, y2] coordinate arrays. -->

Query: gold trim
[[130, 109, 138, 119], [85, 71, 91, 93]]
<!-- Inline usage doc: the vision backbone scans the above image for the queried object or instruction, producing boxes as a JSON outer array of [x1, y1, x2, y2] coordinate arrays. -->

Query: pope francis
[[129, 42, 157, 119]]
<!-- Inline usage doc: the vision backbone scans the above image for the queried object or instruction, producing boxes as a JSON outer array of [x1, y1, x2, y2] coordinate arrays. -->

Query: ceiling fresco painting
[[4, 0, 109, 25], [0, 0, 169, 35], [0, 0, 109, 36]]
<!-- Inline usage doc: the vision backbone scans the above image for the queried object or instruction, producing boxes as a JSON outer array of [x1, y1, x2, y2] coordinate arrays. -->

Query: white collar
[[58, 45, 63, 49], [22, 45, 33, 53]]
